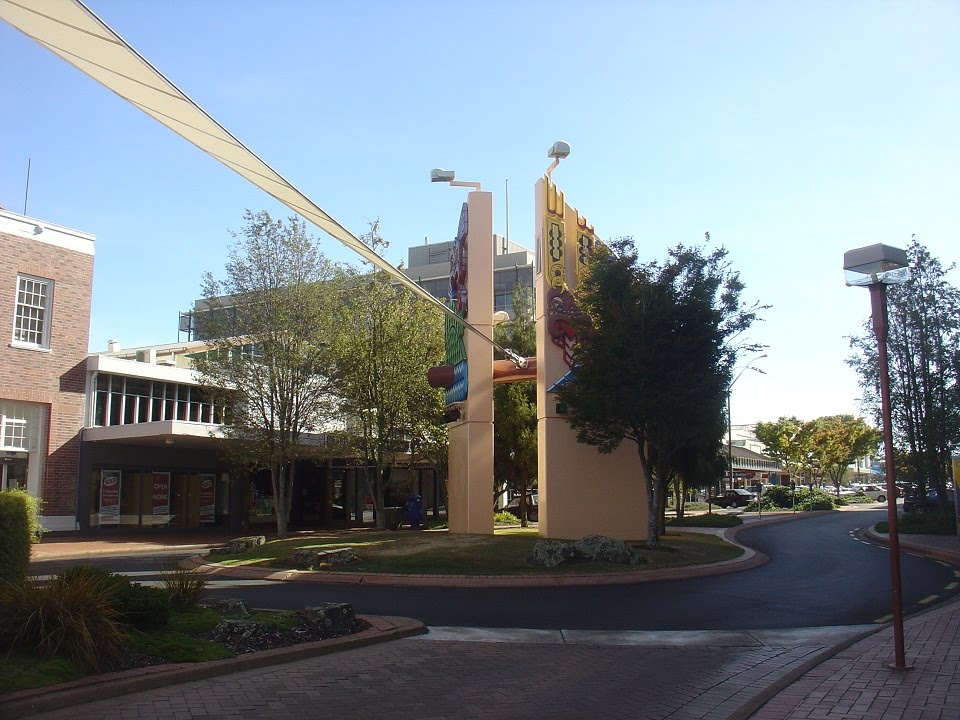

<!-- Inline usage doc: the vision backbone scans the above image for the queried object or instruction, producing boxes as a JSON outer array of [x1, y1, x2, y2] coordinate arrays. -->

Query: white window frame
[[12, 274, 53, 350]]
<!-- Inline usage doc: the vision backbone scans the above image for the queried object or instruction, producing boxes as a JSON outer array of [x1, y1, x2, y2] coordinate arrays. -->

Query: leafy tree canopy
[[193, 210, 341, 537], [557, 237, 762, 546]]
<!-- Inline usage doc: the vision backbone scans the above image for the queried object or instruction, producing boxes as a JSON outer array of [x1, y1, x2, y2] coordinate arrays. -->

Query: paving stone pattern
[[751, 601, 960, 720], [25, 639, 827, 720]]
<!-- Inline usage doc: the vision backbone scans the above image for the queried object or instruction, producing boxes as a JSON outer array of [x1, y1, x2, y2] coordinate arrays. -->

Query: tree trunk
[[272, 462, 288, 538]]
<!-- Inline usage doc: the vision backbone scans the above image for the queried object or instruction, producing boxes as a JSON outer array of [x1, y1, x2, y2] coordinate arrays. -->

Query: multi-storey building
[[403, 235, 534, 315], [0, 208, 94, 531]]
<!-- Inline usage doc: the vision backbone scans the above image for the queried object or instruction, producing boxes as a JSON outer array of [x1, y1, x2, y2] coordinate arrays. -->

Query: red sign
[[199, 474, 215, 525], [99, 471, 120, 525]]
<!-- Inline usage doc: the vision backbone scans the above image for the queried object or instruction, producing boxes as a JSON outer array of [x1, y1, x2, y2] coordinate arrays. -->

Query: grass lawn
[[208, 526, 743, 575]]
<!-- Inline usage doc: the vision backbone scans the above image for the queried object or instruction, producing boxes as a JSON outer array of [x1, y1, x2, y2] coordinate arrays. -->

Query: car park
[[708, 488, 756, 508], [855, 484, 891, 503], [903, 488, 956, 514]]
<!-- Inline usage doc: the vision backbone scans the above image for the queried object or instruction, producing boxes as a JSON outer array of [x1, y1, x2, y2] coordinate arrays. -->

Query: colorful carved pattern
[[547, 287, 585, 368], [544, 180, 566, 291], [575, 214, 596, 286], [443, 203, 469, 405], [450, 202, 469, 316]]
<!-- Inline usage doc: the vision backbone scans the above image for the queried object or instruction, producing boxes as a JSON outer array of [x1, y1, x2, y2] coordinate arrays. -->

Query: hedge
[[0, 490, 38, 583]]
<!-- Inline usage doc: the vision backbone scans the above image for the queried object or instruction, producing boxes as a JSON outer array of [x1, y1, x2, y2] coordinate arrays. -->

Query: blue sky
[[1, 1, 957, 425]]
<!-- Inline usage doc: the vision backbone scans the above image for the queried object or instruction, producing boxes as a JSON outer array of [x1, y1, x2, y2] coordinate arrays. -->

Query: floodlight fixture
[[431, 168, 456, 183], [546, 140, 571, 179], [430, 167, 481, 190], [843, 244, 910, 287]]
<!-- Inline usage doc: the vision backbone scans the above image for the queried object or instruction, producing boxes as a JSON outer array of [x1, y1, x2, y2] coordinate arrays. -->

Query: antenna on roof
[[504, 178, 509, 244], [23, 158, 31, 215]]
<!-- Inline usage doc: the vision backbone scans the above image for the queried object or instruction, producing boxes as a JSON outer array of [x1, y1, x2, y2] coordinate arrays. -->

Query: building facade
[[404, 235, 534, 316], [0, 208, 94, 530]]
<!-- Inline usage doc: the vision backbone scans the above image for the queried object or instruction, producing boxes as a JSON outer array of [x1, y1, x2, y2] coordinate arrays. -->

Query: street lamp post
[[727, 355, 767, 493], [843, 242, 912, 672]]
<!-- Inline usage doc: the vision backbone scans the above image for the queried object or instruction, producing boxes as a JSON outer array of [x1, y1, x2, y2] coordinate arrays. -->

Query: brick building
[[0, 208, 94, 530]]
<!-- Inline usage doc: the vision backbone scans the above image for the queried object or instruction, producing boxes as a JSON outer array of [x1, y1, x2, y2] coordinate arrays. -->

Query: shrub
[[59, 565, 170, 629], [666, 513, 742, 528], [160, 566, 209, 611], [795, 488, 838, 511], [761, 485, 795, 509], [0, 491, 32, 583], [0, 570, 128, 672], [494, 511, 521, 525], [877, 512, 958, 536], [115, 583, 171, 629]]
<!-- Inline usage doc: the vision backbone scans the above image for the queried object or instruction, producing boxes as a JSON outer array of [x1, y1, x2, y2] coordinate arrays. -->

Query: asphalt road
[[30, 509, 960, 630]]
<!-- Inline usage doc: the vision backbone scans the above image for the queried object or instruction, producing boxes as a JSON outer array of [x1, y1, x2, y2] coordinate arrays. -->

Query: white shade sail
[[0, 0, 522, 361]]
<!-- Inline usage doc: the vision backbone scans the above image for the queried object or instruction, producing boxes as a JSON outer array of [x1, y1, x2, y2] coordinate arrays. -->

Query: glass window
[[13, 275, 53, 348], [2, 416, 27, 450]]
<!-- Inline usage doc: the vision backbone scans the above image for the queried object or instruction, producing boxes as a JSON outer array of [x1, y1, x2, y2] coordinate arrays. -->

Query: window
[[13, 275, 53, 348], [0, 402, 32, 451]]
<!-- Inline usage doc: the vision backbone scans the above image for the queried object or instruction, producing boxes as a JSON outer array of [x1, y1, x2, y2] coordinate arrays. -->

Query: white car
[[857, 484, 890, 503]]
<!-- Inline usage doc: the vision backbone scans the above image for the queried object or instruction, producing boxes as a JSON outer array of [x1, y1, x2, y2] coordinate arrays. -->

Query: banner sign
[[199, 474, 216, 525], [99, 470, 121, 525], [151, 472, 170, 523]]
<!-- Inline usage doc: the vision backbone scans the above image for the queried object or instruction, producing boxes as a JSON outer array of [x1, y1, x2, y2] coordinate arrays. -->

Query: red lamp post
[[843, 243, 912, 672]]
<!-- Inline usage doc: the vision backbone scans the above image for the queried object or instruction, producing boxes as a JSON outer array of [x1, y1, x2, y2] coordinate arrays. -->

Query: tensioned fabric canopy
[[0, 0, 522, 362]]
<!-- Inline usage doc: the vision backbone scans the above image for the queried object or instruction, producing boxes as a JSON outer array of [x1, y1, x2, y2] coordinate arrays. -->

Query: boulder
[[212, 535, 266, 555], [302, 603, 356, 630], [574, 534, 646, 565], [528, 539, 577, 567], [201, 598, 249, 615], [213, 619, 271, 639], [294, 547, 357, 570]]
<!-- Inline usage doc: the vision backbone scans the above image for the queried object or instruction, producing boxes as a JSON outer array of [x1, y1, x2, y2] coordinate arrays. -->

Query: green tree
[[328, 223, 446, 529], [493, 284, 537, 526], [755, 416, 815, 488], [194, 210, 341, 538], [848, 236, 960, 502], [557, 237, 761, 547], [808, 415, 881, 492]]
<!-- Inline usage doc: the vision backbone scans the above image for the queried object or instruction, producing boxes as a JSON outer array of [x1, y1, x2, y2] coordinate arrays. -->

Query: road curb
[[178, 517, 847, 587], [864, 527, 960, 565], [0, 615, 426, 720], [724, 625, 883, 720]]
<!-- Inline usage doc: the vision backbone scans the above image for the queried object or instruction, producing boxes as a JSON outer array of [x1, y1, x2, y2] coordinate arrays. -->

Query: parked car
[[504, 493, 538, 522], [708, 488, 756, 508], [856, 484, 892, 503], [903, 488, 956, 514]]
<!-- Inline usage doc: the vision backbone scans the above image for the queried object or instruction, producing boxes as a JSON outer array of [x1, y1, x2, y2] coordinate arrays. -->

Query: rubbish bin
[[382, 506, 403, 531]]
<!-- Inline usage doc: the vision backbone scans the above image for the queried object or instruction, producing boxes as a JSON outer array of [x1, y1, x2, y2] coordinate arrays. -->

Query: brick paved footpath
[[19, 636, 834, 720], [751, 599, 960, 720]]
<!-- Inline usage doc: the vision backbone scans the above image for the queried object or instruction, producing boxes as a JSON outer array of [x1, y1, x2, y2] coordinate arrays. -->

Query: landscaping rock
[[528, 539, 577, 567], [301, 603, 356, 630], [574, 534, 646, 565], [293, 547, 357, 569], [212, 535, 266, 554], [213, 619, 272, 640], [201, 598, 249, 615]]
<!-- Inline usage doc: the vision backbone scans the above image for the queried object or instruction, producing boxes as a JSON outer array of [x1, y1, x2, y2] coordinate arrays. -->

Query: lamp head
[[843, 244, 910, 286], [430, 168, 456, 183], [548, 140, 571, 160]]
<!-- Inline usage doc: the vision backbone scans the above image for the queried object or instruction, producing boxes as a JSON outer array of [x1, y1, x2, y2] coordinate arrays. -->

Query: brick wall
[[0, 228, 94, 518]]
